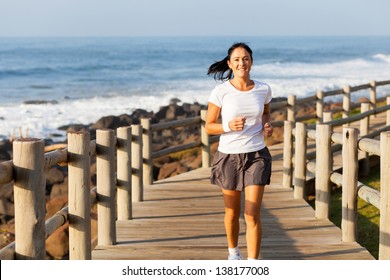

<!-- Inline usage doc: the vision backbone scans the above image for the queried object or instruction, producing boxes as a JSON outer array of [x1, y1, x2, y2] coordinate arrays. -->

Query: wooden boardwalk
[[92, 141, 375, 260]]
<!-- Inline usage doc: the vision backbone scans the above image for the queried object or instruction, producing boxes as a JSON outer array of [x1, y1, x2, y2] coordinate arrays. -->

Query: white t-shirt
[[208, 80, 272, 154]]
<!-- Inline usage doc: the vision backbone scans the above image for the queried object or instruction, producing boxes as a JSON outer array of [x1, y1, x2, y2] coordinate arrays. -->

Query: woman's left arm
[[262, 103, 273, 137]]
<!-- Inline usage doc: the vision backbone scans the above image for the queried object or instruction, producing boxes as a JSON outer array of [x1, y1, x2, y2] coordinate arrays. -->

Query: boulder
[[45, 223, 69, 259], [0, 140, 12, 161], [90, 115, 121, 130], [157, 161, 188, 180], [46, 167, 65, 186]]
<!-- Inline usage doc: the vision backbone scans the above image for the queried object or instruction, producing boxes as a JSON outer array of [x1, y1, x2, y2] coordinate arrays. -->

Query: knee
[[225, 210, 240, 224], [244, 211, 260, 226]]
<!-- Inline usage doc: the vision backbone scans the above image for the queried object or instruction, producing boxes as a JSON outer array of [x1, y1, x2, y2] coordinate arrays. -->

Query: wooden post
[[201, 110, 210, 168], [343, 85, 351, 119], [316, 90, 324, 123], [132, 125, 143, 202], [315, 124, 332, 219], [13, 138, 46, 259], [341, 127, 358, 242], [360, 103, 370, 137], [360, 103, 370, 177], [323, 111, 333, 123], [117, 126, 132, 220], [141, 118, 153, 185], [96, 129, 116, 245], [294, 122, 307, 199], [387, 96, 390, 126], [283, 121, 293, 189], [68, 131, 91, 260], [287, 95, 296, 122], [379, 131, 390, 259], [370, 80, 377, 113]]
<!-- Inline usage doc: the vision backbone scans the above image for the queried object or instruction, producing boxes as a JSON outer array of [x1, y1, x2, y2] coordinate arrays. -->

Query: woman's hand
[[263, 122, 273, 137], [228, 116, 246, 131]]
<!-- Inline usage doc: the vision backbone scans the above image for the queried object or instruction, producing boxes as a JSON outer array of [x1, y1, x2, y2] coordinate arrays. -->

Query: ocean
[[0, 36, 390, 141]]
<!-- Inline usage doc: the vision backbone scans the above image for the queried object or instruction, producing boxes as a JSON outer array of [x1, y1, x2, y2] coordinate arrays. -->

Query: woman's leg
[[221, 189, 242, 249], [244, 185, 265, 259]]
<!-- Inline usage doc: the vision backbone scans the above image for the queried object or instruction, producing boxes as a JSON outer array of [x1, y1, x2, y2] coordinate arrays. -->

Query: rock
[[50, 179, 68, 199], [90, 162, 97, 186], [46, 195, 68, 218], [44, 194, 69, 258], [0, 182, 13, 202], [155, 105, 169, 121], [271, 97, 287, 103], [46, 167, 65, 186], [57, 123, 89, 133], [90, 115, 121, 130], [130, 109, 155, 121], [0, 182, 14, 221], [118, 114, 135, 126], [155, 104, 187, 121], [0, 140, 12, 161], [181, 155, 202, 170], [189, 102, 205, 116], [157, 161, 188, 180], [0, 197, 14, 217], [330, 102, 343, 110], [358, 97, 370, 103], [23, 100, 58, 105], [170, 98, 181, 105], [45, 223, 69, 259], [166, 104, 185, 119], [0, 223, 14, 249]]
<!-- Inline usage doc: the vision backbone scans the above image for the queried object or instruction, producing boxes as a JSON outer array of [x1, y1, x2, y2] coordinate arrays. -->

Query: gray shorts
[[210, 147, 272, 191]]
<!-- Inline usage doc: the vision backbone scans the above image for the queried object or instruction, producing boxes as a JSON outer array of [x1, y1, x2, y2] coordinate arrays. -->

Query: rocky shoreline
[[0, 97, 291, 259]]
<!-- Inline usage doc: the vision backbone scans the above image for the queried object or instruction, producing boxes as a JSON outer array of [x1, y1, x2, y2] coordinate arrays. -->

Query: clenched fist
[[263, 122, 273, 137], [228, 116, 246, 131]]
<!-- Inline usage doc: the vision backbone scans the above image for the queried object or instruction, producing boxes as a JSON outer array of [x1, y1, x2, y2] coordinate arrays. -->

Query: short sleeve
[[265, 84, 272, 104], [208, 86, 222, 108]]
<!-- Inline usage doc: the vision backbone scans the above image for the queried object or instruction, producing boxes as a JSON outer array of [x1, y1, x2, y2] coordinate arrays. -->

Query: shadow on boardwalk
[[92, 143, 374, 260]]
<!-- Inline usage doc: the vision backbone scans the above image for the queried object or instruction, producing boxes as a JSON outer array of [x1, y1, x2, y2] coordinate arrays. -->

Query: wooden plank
[[92, 168, 374, 260]]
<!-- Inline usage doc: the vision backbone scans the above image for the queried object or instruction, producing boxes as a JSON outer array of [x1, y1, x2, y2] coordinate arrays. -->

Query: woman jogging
[[205, 42, 273, 260]]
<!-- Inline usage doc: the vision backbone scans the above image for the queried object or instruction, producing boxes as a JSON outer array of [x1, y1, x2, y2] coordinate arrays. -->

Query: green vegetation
[[303, 106, 363, 125], [333, 107, 362, 120], [356, 167, 381, 259]]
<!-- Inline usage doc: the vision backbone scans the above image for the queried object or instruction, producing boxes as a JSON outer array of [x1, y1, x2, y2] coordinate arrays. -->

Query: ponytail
[[207, 42, 253, 81], [207, 56, 232, 81]]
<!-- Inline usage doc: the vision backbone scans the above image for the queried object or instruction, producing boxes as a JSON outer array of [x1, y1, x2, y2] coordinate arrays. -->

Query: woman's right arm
[[206, 102, 246, 134], [205, 102, 224, 135]]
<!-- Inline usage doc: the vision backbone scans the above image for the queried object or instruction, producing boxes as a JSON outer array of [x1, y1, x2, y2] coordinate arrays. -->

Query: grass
[[356, 167, 381, 259], [309, 165, 381, 259], [303, 107, 362, 125], [332, 107, 362, 120]]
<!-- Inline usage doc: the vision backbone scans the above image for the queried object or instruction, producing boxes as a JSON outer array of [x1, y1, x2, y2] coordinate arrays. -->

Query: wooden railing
[[0, 79, 389, 260], [0, 113, 219, 259], [283, 94, 390, 259], [283, 79, 390, 190]]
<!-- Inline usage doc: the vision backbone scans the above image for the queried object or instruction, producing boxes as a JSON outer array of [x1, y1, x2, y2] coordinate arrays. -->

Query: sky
[[0, 0, 389, 37]]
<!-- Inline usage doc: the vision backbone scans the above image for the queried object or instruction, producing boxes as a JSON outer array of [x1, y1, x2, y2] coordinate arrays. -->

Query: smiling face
[[227, 47, 253, 79]]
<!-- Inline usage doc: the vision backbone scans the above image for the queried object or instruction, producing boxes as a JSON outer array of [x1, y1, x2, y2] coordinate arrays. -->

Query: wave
[[372, 53, 390, 63], [0, 91, 212, 141], [251, 57, 390, 97], [0, 67, 55, 78], [29, 85, 53, 89]]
